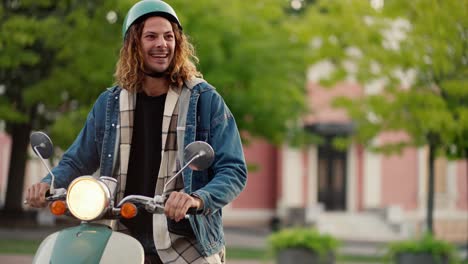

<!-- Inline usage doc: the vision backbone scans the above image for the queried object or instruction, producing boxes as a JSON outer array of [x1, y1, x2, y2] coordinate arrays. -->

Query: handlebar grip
[[24, 189, 53, 204], [186, 207, 200, 215]]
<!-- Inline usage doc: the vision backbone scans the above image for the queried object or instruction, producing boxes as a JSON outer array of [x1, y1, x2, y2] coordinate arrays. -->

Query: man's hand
[[164, 192, 203, 222], [26, 182, 50, 208]]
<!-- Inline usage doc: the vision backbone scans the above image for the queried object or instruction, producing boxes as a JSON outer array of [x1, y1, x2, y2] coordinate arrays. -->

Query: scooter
[[28, 131, 214, 264]]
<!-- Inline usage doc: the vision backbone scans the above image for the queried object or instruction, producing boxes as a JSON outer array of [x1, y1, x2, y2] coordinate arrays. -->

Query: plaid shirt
[[117, 86, 224, 263]]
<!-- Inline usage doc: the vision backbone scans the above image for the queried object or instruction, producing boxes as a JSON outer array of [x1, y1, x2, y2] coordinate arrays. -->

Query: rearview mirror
[[30, 131, 54, 159], [184, 141, 214, 171]]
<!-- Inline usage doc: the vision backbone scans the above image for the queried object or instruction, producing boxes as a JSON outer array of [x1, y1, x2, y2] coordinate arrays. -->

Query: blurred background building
[[226, 71, 468, 244]]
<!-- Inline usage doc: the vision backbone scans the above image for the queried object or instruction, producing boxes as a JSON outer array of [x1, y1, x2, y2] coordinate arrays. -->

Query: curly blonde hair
[[114, 19, 201, 92]]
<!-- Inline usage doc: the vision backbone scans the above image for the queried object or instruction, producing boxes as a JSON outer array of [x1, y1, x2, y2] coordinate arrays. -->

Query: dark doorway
[[317, 138, 347, 211], [306, 123, 353, 211]]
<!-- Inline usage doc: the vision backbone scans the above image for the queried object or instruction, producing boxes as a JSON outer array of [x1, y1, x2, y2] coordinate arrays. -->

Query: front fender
[[32, 231, 59, 264], [32, 223, 144, 264]]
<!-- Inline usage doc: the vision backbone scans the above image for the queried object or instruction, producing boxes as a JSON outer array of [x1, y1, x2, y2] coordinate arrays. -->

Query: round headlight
[[67, 176, 110, 221]]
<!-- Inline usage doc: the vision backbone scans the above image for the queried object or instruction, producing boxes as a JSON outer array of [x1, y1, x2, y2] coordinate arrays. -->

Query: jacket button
[[108, 154, 112, 158]]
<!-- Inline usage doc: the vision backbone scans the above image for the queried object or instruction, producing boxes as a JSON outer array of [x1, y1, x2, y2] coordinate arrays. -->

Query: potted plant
[[386, 233, 460, 264], [268, 227, 339, 264]]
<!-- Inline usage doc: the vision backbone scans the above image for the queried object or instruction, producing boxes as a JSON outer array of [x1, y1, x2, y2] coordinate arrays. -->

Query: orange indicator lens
[[120, 203, 137, 219], [50, 201, 67, 216]]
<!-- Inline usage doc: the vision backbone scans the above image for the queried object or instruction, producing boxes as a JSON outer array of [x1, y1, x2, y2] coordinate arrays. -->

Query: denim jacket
[[42, 82, 247, 256]]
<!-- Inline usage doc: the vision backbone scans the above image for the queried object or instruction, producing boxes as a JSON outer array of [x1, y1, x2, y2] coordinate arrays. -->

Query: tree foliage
[[0, 0, 128, 212], [1, 0, 308, 148], [297, 0, 467, 159], [172, 0, 308, 144], [296, 0, 467, 234], [0, 0, 308, 211], [0, 0, 125, 146]]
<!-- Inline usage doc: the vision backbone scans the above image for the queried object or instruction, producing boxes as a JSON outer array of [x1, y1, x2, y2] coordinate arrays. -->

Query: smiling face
[[140, 16, 176, 75]]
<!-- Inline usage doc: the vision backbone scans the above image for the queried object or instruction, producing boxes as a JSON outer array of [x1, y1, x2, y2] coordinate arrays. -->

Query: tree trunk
[[2, 122, 32, 214], [426, 143, 436, 234]]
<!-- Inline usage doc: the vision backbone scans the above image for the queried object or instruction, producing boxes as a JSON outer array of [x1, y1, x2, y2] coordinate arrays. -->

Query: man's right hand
[[26, 182, 50, 208]]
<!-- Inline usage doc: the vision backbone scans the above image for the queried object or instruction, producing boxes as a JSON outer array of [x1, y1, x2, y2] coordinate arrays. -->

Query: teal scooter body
[[32, 222, 144, 264], [28, 132, 213, 264], [50, 223, 112, 263]]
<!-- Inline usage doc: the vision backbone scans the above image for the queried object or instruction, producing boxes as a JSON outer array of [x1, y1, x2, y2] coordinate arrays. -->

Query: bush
[[387, 233, 460, 264], [268, 227, 339, 257]]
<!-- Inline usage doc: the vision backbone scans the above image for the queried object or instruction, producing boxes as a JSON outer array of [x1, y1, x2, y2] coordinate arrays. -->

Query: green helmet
[[122, 0, 182, 38]]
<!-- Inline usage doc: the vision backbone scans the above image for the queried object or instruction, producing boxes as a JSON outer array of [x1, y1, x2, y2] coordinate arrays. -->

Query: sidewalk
[[0, 255, 34, 264], [0, 255, 270, 264]]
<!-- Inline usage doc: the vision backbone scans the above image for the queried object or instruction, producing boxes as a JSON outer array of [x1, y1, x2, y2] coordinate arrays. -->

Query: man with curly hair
[[26, 1, 247, 263]]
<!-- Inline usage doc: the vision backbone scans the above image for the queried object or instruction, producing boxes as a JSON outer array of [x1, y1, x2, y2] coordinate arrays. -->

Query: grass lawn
[[0, 239, 41, 255], [7, 240, 467, 264], [0, 239, 387, 262], [228, 247, 272, 260]]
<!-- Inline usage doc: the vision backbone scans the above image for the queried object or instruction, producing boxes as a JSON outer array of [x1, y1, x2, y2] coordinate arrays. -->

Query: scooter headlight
[[67, 176, 110, 221]]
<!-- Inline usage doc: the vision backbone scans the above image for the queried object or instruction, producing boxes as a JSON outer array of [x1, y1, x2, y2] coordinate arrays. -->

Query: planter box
[[396, 252, 448, 264], [277, 248, 334, 264]]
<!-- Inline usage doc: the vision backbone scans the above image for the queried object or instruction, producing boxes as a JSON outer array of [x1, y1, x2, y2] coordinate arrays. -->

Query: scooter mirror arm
[[162, 153, 202, 195], [34, 146, 57, 194]]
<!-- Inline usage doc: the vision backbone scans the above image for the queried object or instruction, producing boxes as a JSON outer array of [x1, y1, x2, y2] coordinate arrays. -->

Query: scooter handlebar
[[116, 195, 201, 217], [186, 207, 200, 215], [45, 188, 67, 201], [23, 188, 67, 204]]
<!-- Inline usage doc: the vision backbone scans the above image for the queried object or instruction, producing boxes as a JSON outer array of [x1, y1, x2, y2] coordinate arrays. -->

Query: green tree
[[298, 0, 467, 233], [0, 0, 124, 213], [0, 0, 308, 213], [171, 0, 308, 143]]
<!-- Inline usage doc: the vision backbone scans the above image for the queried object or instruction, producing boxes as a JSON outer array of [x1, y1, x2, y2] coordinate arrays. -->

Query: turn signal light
[[50, 201, 67, 216], [120, 203, 137, 219]]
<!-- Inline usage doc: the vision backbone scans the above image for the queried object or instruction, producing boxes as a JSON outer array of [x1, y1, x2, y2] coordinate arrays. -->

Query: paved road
[[0, 255, 270, 264], [0, 255, 33, 264]]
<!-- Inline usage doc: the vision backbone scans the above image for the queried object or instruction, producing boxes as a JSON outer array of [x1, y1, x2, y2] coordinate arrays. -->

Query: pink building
[[224, 81, 468, 243], [0, 132, 12, 207]]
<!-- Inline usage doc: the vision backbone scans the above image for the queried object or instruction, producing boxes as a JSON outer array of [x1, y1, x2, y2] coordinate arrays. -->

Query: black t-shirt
[[121, 92, 166, 235]]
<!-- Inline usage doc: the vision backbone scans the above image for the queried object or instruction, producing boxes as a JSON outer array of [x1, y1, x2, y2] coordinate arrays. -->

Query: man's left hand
[[164, 192, 203, 222]]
